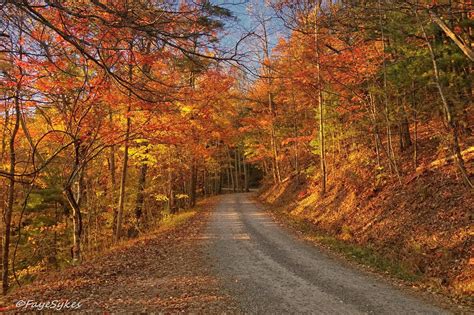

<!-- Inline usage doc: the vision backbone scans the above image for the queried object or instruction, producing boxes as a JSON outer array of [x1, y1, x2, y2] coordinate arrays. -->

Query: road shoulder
[[254, 194, 473, 314], [0, 197, 239, 313]]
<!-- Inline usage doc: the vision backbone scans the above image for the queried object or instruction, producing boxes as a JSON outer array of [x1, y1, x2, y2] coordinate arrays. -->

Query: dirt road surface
[[2, 193, 457, 313], [206, 193, 447, 314]]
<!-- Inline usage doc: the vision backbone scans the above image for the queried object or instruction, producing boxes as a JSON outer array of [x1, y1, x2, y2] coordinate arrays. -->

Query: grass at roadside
[[269, 206, 421, 283], [158, 211, 197, 232], [0, 194, 239, 313], [156, 194, 223, 232]]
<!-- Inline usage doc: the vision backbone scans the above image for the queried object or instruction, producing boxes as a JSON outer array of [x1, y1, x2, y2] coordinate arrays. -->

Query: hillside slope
[[259, 125, 473, 302]]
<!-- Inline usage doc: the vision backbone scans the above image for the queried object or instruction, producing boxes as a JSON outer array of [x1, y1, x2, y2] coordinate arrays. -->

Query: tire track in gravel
[[205, 192, 448, 314]]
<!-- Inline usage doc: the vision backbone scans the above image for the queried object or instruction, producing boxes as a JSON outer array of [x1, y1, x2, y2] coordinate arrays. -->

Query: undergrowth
[[275, 209, 421, 283]]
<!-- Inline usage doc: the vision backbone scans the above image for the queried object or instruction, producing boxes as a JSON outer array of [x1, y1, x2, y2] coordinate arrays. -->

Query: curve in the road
[[205, 193, 447, 314]]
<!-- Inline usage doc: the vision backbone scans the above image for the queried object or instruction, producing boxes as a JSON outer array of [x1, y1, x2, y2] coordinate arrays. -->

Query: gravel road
[[206, 193, 448, 314]]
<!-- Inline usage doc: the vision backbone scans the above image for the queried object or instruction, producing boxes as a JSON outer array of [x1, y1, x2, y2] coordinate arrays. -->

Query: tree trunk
[[0, 106, 8, 162], [235, 148, 241, 192], [399, 116, 412, 151], [134, 162, 148, 227], [115, 43, 133, 240], [218, 171, 223, 194], [2, 86, 20, 295], [115, 106, 130, 242], [64, 186, 82, 263], [243, 155, 249, 192], [414, 112, 418, 170], [262, 20, 281, 185], [374, 131, 381, 168], [412, 81, 418, 170], [429, 10, 474, 61], [399, 101, 412, 151], [190, 160, 197, 207], [227, 147, 235, 192], [263, 159, 269, 178], [314, 3, 327, 194], [109, 110, 117, 238], [225, 165, 231, 191], [269, 116, 281, 184], [292, 93, 300, 183], [168, 147, 174, 212]]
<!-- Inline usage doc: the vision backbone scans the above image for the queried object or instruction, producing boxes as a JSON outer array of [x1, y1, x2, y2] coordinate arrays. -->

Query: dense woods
[[0, 0, 472, 297], [244, 0, 473, 190], [0, 0, 249, 294]]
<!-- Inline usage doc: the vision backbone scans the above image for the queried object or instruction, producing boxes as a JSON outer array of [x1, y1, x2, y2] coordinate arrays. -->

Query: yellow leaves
[[154, 194, 169, 202], [130, 139, 158, 165], [180, 105, 194, 115], [17, 264, 44, 280]]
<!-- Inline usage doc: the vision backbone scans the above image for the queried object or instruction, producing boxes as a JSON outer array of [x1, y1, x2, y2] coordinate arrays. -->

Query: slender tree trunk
[[64, 186, 82, 263], [236, 147, 242, 192], [230, 165, 235, 191], [133, 40, 152, 225], [168, 147, 174, 212], [190, 160, 197, 207], [109, 110, 117, 238], [225, 165, 231, 191], [203, 169, 207, 197], [234, 149, 239, 192], [227, 147, 235, 192], [243, 154, 249, 192], [399, 102, 412, 151], [429, 9, 474, 62], [3, 27, 24, 293], [314, 3, 327, 194], [414, 112, 418, 170], [386, 112, 395, 173], [86, 185, 93, 253], [0, 104, 8, 162], [375, 132, 381, 168], [263, 159, 269, 178], [261, 20, 281, 185], [269, 116, 281, 184], [63, 149, 85, 264], [115, 105, 131, 241], [115, 42, 134, 240], [2, 85, 20, 295], [134, 161, 148, 227], [218, 170, 223, 194], [291, 92, 300, 183], [370, 93, 382, 168], [412, 82, 418, 170]]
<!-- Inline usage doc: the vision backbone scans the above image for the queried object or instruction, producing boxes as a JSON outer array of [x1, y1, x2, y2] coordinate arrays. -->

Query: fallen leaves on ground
[[1, 208, 239, 313]]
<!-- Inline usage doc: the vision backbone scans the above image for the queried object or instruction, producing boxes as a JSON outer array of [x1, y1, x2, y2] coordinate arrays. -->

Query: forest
[[0, 0, 472, 308]]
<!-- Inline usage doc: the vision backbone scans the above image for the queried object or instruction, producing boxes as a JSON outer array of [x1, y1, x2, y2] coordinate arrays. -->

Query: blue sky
[[212, 0, 287, 77]]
